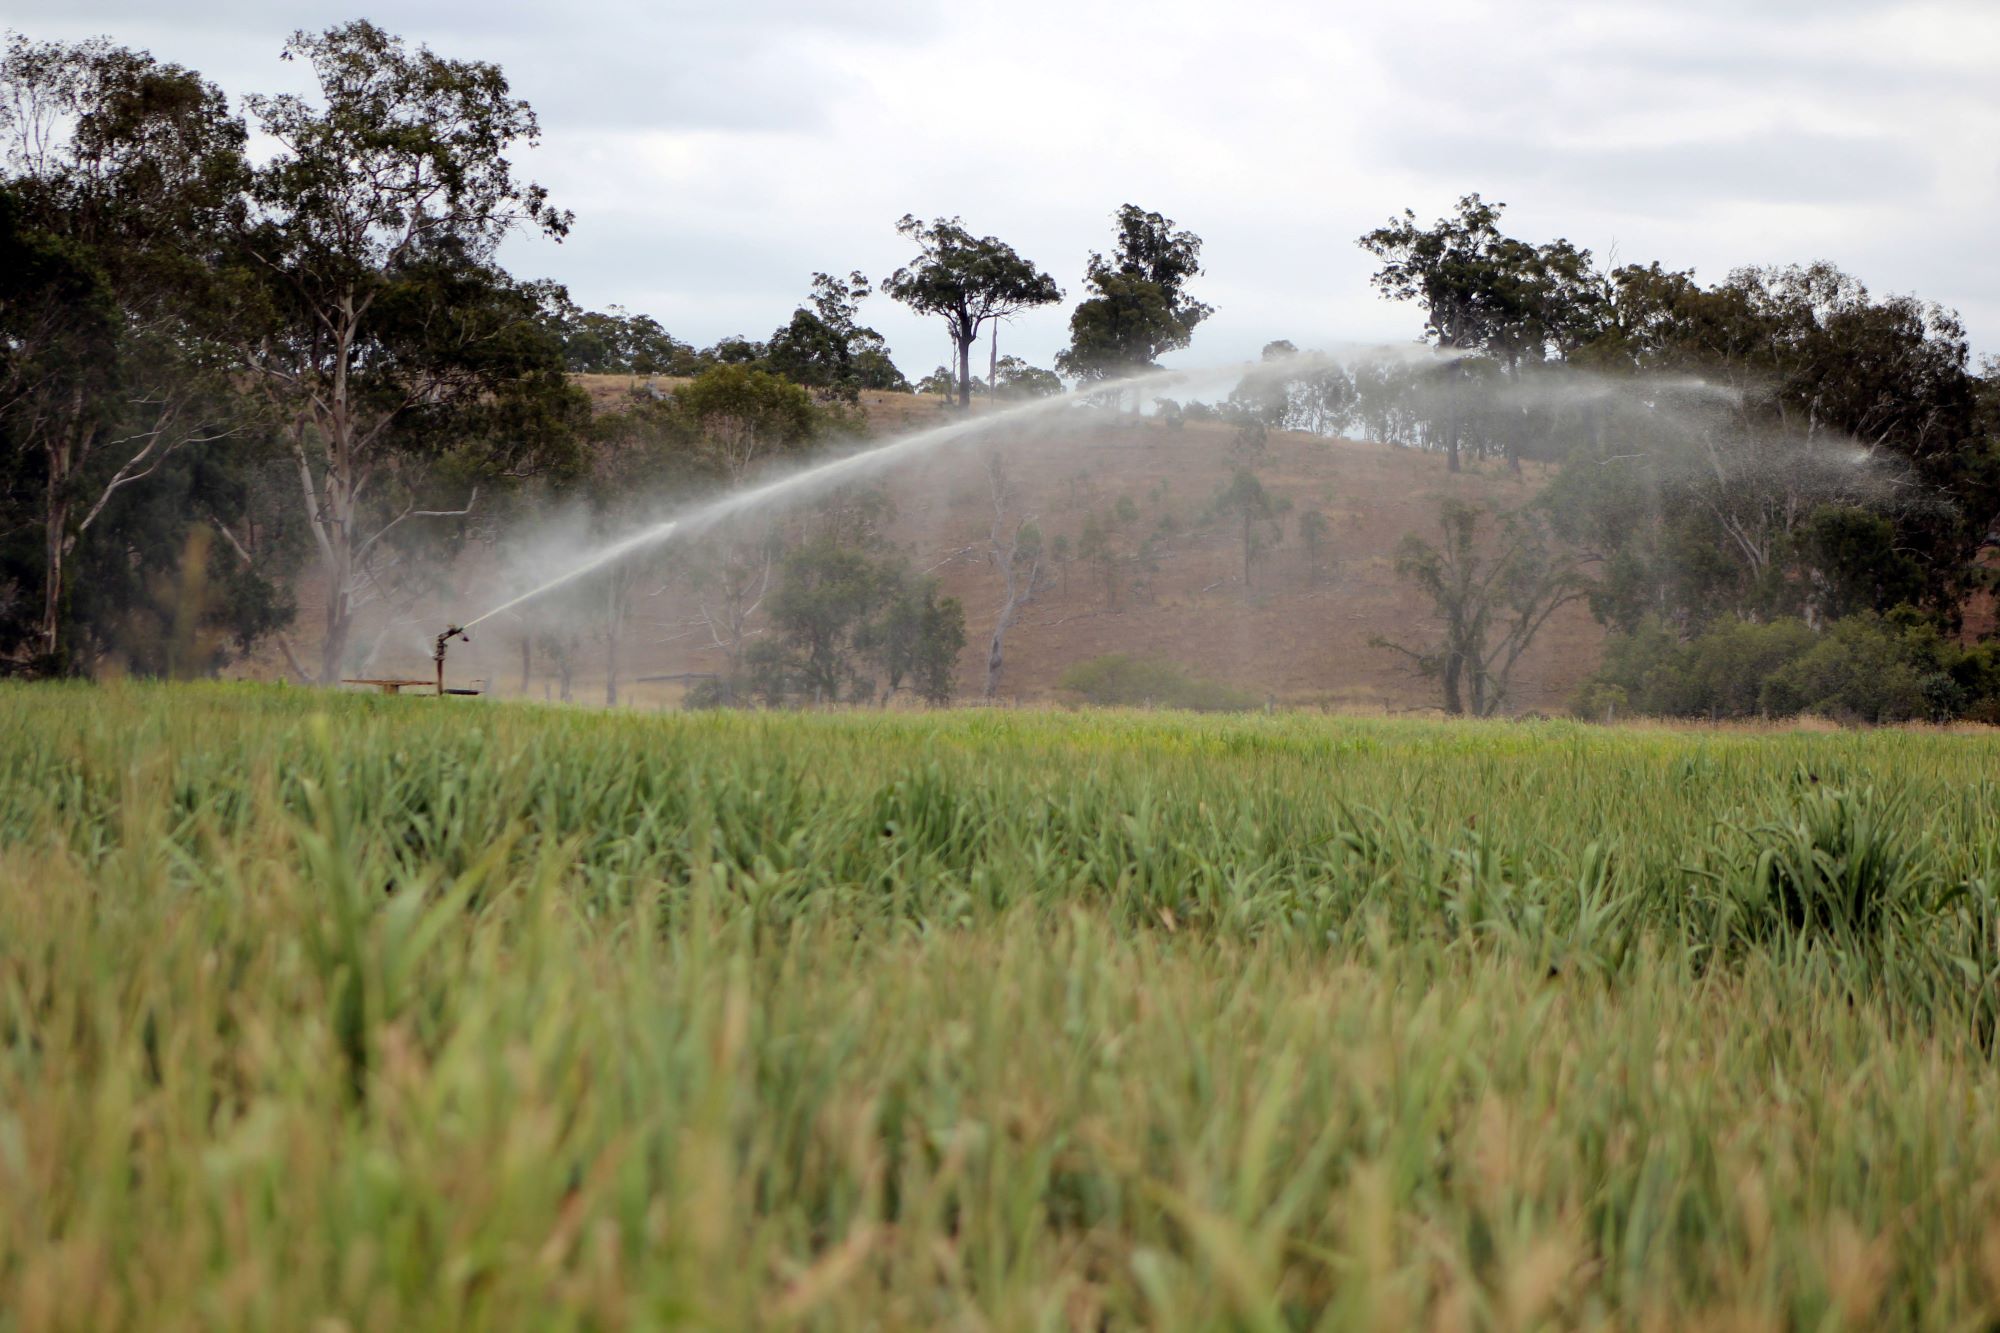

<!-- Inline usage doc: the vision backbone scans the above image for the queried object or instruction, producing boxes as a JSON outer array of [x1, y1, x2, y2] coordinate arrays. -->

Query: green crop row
[[3, 682, 2000, 1329]]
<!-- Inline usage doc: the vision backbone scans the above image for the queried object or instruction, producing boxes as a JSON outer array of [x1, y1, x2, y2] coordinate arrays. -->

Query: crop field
[[5, 684, 2000, 1330]]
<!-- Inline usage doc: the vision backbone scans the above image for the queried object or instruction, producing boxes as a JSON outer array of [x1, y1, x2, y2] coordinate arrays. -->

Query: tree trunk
[[318, 556, 352, 684], [301, 299, 364, 685], [1441, 647, 1464, 715], [1444, 354, 1463, 473], [605, 576, 628, 706], [519, 636, 532, 695], [988, 322, 999, 397], [957, 336, 974, 409], [984, 562, 1034, 699], [40, 461, 70, 665], [37, 404, 85, 665]]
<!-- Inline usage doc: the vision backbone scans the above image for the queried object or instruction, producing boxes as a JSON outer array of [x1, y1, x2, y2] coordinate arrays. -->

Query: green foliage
[[1760, 615, 1929, 723], [726, 534, 966, 707], [1378, 498, 1585, 716], [883, 214, 1061, 407], [762, 271, 908, 400], [0, 35, 271, 672], [553, 304, 702, 375], [1540, 261, 1993, 638], [1590, 616, 1817, 719], [668, 364, 829, 480], [1359, 193, 1596, 361], [991, 354, 1062, 399], [230, 21, 578, 680], [1297, 508, 1332, 586], [1205, 466, 1285, 586], [1056, 204, 1210, 382], [1580, 611, 2000, 723], [1729, 781, 1926, 947], [758, 535, 891, 702], [915, 364, 978, 399], [862, 577, 966, 705], [1798, 503, 1926, 620], [1057, 653, 1257, 710]]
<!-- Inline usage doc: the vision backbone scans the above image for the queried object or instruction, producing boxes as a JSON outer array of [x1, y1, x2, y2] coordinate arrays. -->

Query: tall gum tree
[[1359, 194, 1597, 472], [1057, 204, 1212, 385], [883, 215, 1060, 409], [0, 35, 249, 669], [233, 21, 574, 681]]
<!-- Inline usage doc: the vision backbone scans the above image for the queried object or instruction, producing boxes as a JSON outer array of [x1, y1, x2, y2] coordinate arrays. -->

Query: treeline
[[0, 26, 590, 680], [1242, 194, 2000, 723], [553, 273, 910, 400]]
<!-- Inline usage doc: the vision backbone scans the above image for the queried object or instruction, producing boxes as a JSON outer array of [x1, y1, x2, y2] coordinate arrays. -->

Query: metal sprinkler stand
[[433, 624, 470, 696]]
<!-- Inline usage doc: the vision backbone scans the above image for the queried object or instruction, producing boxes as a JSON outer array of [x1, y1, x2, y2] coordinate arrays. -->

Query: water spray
[[450, 346, 1459, 636]]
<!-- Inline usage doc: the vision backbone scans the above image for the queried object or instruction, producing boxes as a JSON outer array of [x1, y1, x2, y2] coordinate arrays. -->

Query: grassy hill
[[276, 378, 1604, 712]]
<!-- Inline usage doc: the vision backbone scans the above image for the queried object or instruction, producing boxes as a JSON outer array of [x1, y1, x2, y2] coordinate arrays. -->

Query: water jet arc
[[453, 347, 1455, 634]]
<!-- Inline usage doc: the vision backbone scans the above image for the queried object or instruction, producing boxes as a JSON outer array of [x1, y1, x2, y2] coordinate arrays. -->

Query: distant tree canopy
[[1376, 498, 1586, 718], [556, 306, 704, 377], [993, 355, 1063, 400], [721, 533, 965, 707], [1341, 194, 1999, 719], [883, 214, 1062, 408], [763, 271, 908, 400], [556, 274, 911, 399], [1058, 204, 1211, 382]]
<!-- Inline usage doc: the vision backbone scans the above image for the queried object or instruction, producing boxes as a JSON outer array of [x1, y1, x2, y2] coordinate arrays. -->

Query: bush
[[1757, 615, 1926, 723], [1057, 654, 1258, 711], [1576, 611, 2000, 723], [1586, 615, 1813, 719]]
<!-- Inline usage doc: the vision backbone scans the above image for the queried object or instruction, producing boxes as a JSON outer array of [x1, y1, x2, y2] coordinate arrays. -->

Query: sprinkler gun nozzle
[[432, 624, 470, 696]]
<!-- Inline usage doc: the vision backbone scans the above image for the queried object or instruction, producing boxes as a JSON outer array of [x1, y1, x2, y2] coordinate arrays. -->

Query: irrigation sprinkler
[[337, 626, 483, 697], [433, 624, 470, 696]]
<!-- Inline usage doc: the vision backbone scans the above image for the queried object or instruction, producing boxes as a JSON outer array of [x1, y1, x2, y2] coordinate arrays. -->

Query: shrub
[[1758, 615, 1927, 723], [1576, 611, 2000, 723], [1057, 654, 1257, 711]]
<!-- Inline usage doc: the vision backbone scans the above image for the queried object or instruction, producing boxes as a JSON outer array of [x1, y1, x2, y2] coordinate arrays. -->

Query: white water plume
[[457, 345, 1451, 631]]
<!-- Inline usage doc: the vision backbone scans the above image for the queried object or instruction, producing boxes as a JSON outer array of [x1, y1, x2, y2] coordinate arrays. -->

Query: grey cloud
[[6, 0, 1996, 361], [1377, 128, 1932, 214], [8, 0, 942, 132]]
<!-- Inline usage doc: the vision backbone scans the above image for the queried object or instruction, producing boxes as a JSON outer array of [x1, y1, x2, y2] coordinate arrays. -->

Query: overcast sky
[[12, 0, 2000, 371]]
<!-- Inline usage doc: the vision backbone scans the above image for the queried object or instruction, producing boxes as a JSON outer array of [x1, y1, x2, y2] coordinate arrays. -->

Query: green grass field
[[6, 683, 2000, 1330]]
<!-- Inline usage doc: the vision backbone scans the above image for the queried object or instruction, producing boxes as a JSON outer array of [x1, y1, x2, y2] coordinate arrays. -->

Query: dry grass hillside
[[275, 378, 1606, 712]]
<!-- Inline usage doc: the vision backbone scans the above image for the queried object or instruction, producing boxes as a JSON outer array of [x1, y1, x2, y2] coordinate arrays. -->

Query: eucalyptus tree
[[1057, 204, 1211, 383], [764, 270, 907, 399], [0, 34, 252, 668], [1359, 194, 1599, 470], [883, 215, 1061, 408], [1375, 498, 1585, 716], [230, 21, 580, 681]]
